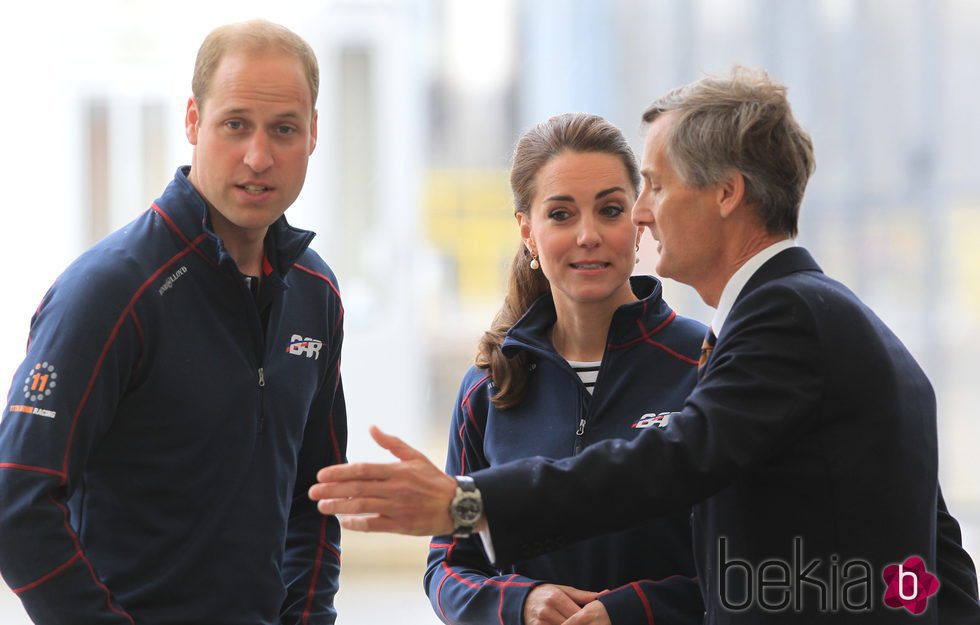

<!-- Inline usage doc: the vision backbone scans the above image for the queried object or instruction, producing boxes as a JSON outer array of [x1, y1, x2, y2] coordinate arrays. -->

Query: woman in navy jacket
[[424, 113, 707, 625]]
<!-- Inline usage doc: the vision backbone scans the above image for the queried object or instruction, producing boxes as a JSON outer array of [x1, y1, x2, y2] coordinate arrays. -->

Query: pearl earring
[[530, 255, 540, 270]]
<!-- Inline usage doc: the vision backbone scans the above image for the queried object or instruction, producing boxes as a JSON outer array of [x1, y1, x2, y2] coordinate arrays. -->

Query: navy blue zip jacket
[[425, 276, 707, 625], [0, 167, 346, 624]]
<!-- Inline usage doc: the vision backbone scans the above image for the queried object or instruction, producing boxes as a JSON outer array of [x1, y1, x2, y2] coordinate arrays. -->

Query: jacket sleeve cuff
[[598, 584, 653, 625], [496, 575, 542, 625], [598, 578, 704, 625]]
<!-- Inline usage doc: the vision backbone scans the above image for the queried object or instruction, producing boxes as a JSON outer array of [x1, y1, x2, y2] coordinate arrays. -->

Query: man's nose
[[631, 197, 652, 227], [244, 132, 274, 173]]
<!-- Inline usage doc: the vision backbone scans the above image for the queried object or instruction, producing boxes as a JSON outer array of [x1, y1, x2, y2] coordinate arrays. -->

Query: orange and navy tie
[[698, 328, 717, 378]]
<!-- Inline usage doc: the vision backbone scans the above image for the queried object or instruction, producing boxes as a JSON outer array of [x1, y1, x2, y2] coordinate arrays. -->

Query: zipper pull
[[575, 418, 586, 436], [258, 367, 266, 387]]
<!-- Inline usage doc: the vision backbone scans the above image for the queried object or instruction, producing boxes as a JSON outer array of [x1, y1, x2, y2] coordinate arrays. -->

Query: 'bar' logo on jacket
[[631, 412, 673, 429], [286, 335, 323, 360]]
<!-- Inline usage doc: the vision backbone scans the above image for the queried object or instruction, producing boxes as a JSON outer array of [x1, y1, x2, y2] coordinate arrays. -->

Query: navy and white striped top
[[567, 360, 601, 394]]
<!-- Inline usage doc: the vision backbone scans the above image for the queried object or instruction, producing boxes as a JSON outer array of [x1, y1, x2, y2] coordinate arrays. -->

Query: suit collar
[[739, 246, 822, 299], [711, 246, 822, 340], [711, 239, 796, 335]]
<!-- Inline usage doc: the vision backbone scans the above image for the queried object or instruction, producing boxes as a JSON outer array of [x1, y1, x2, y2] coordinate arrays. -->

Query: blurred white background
[[1, 0, 978, 622]]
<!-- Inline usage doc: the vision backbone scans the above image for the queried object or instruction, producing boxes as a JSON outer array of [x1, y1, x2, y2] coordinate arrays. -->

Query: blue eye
[[226, 120, 243, 130], [277, 125, 295, 135]]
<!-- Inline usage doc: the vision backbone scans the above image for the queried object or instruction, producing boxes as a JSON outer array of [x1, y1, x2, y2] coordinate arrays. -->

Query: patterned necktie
[[698, 328, 717, 378]]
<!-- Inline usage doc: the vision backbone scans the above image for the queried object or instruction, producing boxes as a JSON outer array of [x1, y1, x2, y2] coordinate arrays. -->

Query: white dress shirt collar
[[710, 239, 796, 339]]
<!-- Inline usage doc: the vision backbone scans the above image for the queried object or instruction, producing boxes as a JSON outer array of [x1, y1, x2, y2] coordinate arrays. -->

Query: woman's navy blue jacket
[[425, 276, 707, 625], [0, 168, 346, 624]]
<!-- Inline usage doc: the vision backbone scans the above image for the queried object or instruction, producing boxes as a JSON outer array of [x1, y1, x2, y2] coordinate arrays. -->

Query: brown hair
[[476, 113, 640, 409], [192, 19, 319, 115], [642, 66, 814, 237]]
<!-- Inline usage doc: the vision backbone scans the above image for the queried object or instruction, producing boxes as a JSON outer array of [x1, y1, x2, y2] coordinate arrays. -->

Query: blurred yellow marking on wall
[[425, 169, 516, 302], [950, 205, 980, 319]]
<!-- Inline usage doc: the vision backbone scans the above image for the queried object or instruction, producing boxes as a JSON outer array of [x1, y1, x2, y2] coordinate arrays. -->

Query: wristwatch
[[449, 475, 483, 537]]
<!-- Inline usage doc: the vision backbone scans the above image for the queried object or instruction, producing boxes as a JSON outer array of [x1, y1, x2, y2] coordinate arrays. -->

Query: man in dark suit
[[309, 67, 979, 623]]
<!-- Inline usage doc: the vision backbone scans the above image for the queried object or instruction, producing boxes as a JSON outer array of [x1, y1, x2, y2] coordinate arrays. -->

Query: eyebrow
[[544, 187, 627, 203]]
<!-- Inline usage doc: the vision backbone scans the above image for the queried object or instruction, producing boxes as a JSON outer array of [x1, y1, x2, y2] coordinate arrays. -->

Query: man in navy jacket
[[0, 20, 346, 624], [311, 67, 978, 623]]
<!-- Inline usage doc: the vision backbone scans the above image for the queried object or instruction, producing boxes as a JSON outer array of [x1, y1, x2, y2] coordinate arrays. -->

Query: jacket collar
[[502, 275, 674, 358], [151, 166, 316, 278], [737, 246, 823, 305]]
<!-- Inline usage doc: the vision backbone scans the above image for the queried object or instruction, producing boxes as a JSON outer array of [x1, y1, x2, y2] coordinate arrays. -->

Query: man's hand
[[308, 426, 458, 536], [523, 584, 599, 625]]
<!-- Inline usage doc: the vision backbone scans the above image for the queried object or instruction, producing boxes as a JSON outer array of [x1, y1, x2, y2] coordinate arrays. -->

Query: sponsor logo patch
[[631, 411, 673, 429], [286, 334, 324, 360], [9, 404, 57, 419], [158, 266, 188, 296], [22, 362, 57, 403]]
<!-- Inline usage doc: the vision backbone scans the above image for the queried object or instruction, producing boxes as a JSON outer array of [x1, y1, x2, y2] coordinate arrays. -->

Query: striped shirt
[[567, 360, 602, 394]]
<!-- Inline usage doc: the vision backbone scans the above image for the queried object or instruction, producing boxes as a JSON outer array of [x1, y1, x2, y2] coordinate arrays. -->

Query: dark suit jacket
[[472, 247, 979, 623]]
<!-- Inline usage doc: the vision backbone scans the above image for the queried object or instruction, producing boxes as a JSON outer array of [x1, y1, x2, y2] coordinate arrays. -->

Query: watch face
[[455, 496, 482, 523], [456, 498, 481, 523]]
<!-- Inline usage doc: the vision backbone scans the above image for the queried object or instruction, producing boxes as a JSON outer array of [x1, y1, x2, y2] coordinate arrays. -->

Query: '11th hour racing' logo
[[8, 362, 59, 419]]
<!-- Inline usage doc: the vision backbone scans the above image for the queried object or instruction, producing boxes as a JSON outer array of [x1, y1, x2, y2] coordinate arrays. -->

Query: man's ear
[[717, 169, 747, 219], [309, 109, 318, 155], [185, 97, 200, 145], [516, 212, 535, 255]]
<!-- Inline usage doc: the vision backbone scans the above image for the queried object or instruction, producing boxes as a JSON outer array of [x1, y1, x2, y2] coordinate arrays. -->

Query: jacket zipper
[[572, 343, 610, 455], [242, 274, 267, 434]]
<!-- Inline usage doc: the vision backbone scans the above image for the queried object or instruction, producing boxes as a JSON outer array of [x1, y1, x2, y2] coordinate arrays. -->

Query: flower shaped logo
[[882, 556, 939, 614]]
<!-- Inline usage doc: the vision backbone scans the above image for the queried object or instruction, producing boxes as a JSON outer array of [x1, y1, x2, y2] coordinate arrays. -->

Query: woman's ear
[[516, 212, 535, 255]]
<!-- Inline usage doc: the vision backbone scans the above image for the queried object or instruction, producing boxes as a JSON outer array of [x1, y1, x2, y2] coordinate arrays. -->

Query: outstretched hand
[[308, 425, 459, 536]]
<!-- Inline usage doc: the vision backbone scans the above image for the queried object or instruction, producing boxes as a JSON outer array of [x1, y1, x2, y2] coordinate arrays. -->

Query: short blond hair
[[642, 66, 814, 237], [192, 19, 319, 113]]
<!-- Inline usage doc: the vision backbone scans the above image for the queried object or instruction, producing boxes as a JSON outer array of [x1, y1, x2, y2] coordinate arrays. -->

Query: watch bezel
[[450, 476, 483, 537]]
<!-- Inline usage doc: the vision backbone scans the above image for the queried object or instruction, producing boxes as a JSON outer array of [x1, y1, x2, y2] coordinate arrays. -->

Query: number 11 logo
[[23, 362, 58, 403]]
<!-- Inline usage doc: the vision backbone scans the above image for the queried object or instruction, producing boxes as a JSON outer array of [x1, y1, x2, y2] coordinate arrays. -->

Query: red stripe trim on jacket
[[640, 339, 699, 365], [498, 573, 520, 625], [48, 493, 135, 623], [606, 312, 699, 364], [440, 561, 536, 590], [293, 263, 345, 333], [457, 374, 491, 473], [461, 374, 491, 435], [151, 204, 220, 272], [300, 516, 335, 625], [435, 569, 453, 623], [630, 581, 655, 625], [0, 463, 66, 480], [608, 311, 676, 349], [11, 552, 82, 594], [435, 548, 536, 624], [62, 236, 208, 478]]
